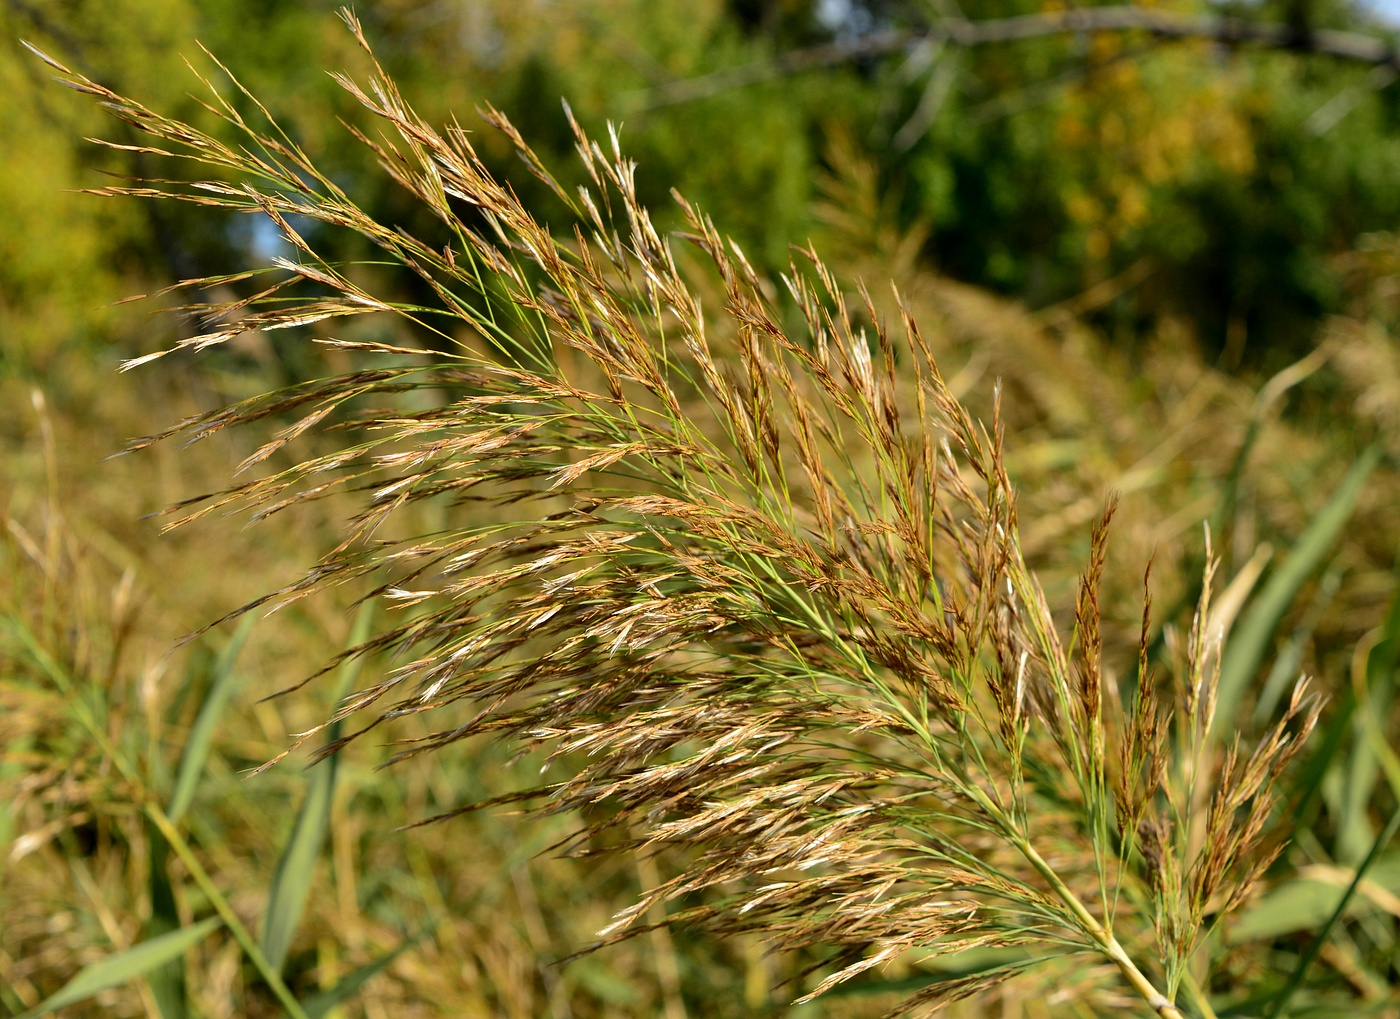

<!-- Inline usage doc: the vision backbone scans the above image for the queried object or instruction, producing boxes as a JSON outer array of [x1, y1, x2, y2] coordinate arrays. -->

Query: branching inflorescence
[[33, 12, 1318, 1015]]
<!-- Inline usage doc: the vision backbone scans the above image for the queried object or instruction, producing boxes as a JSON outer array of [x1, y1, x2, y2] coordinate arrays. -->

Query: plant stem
[[956, 780, 1183, 1017], [1016, 836, 1185, 1019], [7, 619, 310, 1019], [145, 805, 312, 1019]]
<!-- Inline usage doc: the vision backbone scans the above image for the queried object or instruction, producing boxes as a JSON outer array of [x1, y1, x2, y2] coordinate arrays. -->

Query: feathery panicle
[[35, 13, 1319, 1014]]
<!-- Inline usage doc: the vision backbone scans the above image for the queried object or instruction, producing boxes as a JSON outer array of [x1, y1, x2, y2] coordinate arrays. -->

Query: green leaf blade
[[300, 940, 413, 1019], [19, 918, 221, 1019], [168, 615, 255, 825], [1215, 442, 1382, 734], [260, 607, 372, 976]]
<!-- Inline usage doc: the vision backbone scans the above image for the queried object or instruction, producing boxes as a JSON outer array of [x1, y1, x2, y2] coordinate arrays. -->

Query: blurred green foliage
[[10, 0, 1400, 374]]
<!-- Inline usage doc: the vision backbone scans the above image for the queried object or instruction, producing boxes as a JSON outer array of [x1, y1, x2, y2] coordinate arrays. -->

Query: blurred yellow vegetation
[[1055, 42, 1255, 260]]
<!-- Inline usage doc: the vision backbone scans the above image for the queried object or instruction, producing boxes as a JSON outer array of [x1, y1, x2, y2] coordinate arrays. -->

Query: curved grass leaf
[[1263, 809, 1400, 1018], [300, 938, 414, 1019], [261, 760, 337, 975], [167, 614, 255, 824], [1336, 564, 1400, 863], [17, 917, 221, 1018], [260, 606, 372, 975], [1214, 443, 1382, 735]]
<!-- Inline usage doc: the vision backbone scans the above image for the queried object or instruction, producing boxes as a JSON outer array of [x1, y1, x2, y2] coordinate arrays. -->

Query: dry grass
[[1, 373, 733, 1019]]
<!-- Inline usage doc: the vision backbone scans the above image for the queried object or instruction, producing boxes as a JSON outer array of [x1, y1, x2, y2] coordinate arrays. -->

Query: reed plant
[[17, 13, 1347, 1016]]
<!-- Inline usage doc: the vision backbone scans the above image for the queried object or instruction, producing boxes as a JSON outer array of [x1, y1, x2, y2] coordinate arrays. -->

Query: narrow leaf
[[1337, 563, 1400, 863], [168, 615, 255, 824], [18, 918, 221, 1018], [299, 939, 413, 1019], [1214, 443, 1381, 734], [260, 607, 373, 975], [143, 831, 188, 1019], [1264, 806, 1400, 1018]]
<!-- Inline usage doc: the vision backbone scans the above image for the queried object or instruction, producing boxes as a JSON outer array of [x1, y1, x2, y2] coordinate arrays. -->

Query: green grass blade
[[260, 607, 373, 975], [168, 615, 255, 824], [1214, 442, 1382, 735], [299, 940, 413, 1019], [2, 613, 307, 1018], [1264, 804, 1400, 1019], [17, 917, 221, 1019], [1226, 867, 1380, 944], [261, 758, 337, 975], [150, 607, 250, 1019], [1281, 687, 1352, 832], [1336, 564, 1400, 863], [1252, 565, 1342, 725], [143, 830, 188, 1019], [144, 805, 310, 1019]]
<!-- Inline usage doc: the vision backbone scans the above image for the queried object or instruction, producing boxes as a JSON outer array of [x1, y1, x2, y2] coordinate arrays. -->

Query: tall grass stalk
[[30, 14, 1321, 1014]]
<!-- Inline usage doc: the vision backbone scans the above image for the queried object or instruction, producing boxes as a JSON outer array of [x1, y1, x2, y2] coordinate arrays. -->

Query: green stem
[[1016, 836, 1185, 1019], [957, 777, 1185, 1018], [7, 619, 309, 1019], [145, 806, 311, 1019]]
